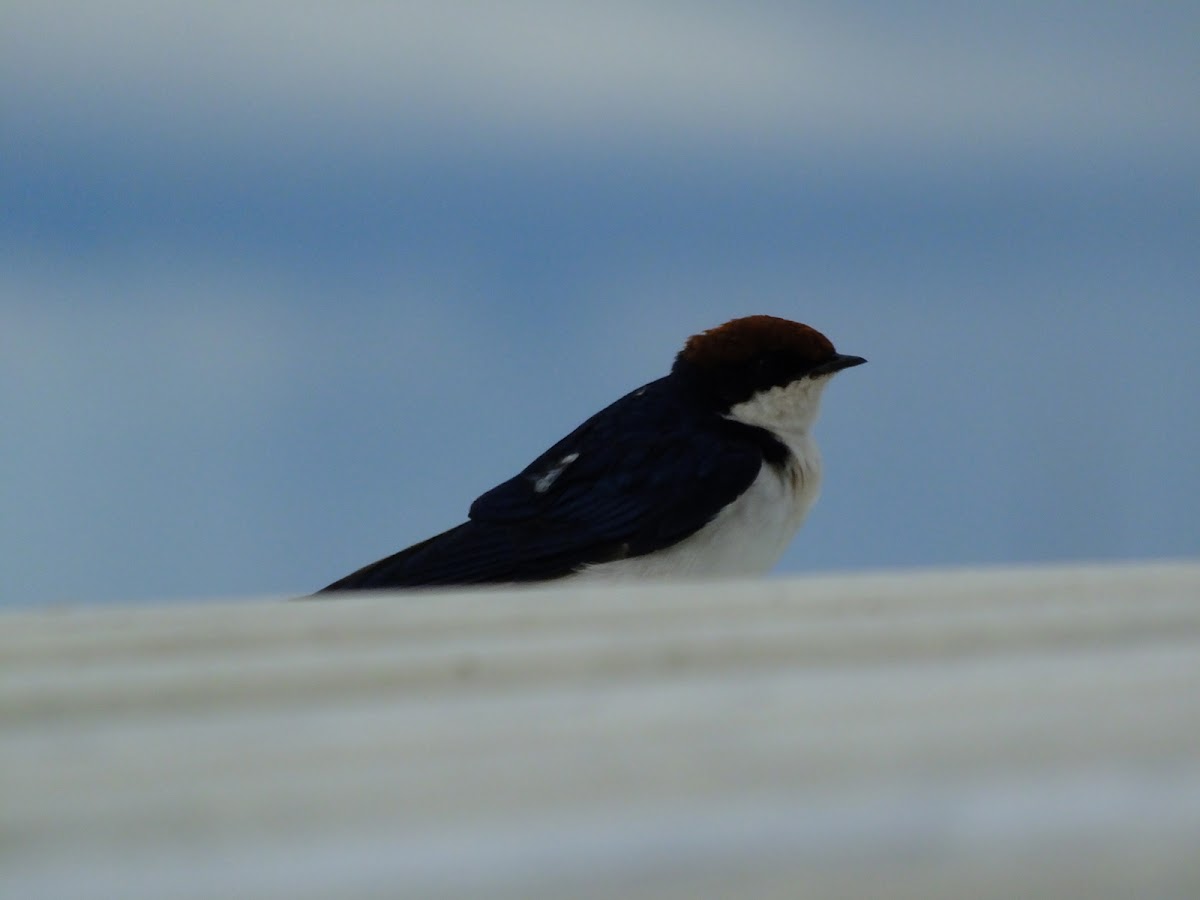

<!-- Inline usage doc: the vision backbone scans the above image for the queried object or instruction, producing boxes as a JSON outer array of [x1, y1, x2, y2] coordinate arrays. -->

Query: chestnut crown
[[671, 315, 864, 408]]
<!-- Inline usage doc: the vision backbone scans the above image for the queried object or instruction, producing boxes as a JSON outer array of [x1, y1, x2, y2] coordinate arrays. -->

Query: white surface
[[3, 561, 1200, 899]]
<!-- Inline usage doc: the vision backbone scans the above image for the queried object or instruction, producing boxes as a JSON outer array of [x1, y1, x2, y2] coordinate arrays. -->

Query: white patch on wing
[[533, 452, 580, 493]]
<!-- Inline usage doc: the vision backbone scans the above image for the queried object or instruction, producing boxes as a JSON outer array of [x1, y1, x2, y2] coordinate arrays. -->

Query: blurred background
[[2, 2, 1197, 607]]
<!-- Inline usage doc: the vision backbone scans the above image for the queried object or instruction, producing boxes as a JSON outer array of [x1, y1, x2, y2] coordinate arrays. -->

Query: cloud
[[5, 3, 1197, 164], [0, 247, 508, 604]]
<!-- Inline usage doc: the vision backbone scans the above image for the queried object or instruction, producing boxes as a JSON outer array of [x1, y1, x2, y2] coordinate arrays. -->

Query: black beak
[[812, 354, 867, 376]]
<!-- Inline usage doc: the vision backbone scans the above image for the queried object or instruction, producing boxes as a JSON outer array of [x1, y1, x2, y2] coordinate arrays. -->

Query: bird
[[318, 315, 865, 592]]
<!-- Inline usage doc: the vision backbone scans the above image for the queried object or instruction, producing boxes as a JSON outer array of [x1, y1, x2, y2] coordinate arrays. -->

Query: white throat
[[724, 375, 830, 440]]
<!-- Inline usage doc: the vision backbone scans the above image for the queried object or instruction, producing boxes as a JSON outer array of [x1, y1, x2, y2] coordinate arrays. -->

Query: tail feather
[[315, 521, 591, 593]]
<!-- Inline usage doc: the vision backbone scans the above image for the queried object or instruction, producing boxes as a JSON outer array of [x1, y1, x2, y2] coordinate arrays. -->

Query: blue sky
[[2, 3, 1198, 606]]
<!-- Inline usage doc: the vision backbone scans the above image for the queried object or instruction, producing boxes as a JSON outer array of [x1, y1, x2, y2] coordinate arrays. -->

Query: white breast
[[571, 375, 832, 583]]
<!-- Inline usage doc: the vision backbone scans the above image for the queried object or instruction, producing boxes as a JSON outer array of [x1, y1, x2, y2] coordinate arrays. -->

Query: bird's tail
[[314, 525, 472, 594]]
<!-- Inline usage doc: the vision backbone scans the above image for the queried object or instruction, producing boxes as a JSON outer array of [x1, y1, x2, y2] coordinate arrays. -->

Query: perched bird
[[318, 315, 864, 592]]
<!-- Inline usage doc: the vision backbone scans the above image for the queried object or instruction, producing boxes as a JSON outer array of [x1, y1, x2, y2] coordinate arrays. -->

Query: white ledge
[[4, 561, 1200, 899]]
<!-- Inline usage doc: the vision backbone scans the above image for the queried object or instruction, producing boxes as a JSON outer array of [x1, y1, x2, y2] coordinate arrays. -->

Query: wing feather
[[317, 377, 776, 591]]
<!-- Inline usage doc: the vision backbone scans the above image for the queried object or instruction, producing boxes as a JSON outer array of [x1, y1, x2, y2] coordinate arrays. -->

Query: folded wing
[[318, 378, 775, 591]]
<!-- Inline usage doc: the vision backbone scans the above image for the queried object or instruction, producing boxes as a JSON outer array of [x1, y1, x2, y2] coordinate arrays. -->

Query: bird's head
[[672, 315, 866, 434]]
